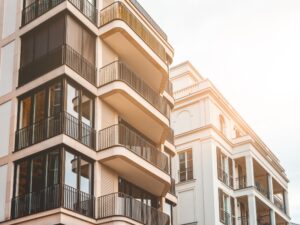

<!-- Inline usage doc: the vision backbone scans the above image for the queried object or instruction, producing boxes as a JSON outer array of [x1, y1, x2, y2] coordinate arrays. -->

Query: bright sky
[[138, 0, 300, 222]]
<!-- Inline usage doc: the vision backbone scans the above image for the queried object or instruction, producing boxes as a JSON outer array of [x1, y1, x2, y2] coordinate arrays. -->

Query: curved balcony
[[99, 1, 172, 91], [15, 111, 96, 151], [97, 192, 170, 225], [98, 124, 171, 196], [99, 61, 170, 143]]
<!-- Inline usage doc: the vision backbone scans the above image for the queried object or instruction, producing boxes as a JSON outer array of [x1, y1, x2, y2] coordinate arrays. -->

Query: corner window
[[178, 149, 193, 182]]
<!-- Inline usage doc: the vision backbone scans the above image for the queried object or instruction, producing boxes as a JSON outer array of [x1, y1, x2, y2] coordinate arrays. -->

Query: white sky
[[138, 0, 300, 222]]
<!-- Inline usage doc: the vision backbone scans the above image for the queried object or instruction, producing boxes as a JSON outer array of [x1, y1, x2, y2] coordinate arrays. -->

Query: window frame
[[178, 149, 194, 182]]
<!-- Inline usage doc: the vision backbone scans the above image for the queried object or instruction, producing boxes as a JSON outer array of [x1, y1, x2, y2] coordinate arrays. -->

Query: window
[[164, 200, 173, 225], [178, 150, 193, 182], [218, 189, 235, 225], [118, 178, 158, 209], [216, 148, 234, 188], [0, 41, 15, 96]]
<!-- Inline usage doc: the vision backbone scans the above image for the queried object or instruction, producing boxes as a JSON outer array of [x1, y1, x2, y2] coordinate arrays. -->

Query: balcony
[[99, 1, 171, 91], [97, 192, 170, 225], [219, 209, 235, 225], [274, 195, 285, 212], [19, 44, 97, 87], [11, 184, 95, 219], [255, 180, 269, 199], [99, 61, 170, 143], [218, 168, 234, 189], [98, 124, 171, 196], [237, 216, 248, 225], [235, 176, 248, 190], [15, 111, 96, 151], [22, 0, 97, 27]]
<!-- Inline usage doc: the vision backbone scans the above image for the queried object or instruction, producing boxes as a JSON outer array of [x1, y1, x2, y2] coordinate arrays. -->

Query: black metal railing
[[97, 192, 170, 225], [22, 0, 65, 26], [19, 44, 97, 86], [235, 176, 248, 190], [219, 209, 234, 225], [218, 168, 234, 189], [273, 195, 285, 212], [237, 216, 248, 225], [11, 184, 95, 219], [22, 0, 97, 26], [98, 124, 169, 174], [99, 61, 170, 118], [15, 111, 96, 150], [255, 180, 269, 199], [128, 0, 167, 40]]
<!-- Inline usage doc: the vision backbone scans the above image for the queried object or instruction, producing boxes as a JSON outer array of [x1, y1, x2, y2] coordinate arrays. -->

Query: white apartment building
[[170, 62, 290, 225], [0, 0, 177, 224]]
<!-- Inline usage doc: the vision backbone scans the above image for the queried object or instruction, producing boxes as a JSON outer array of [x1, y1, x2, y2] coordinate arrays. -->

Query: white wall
[[0, 41, 15, 96], [178, 189, 196, 224], [0, 101, 12, 157], [0, 164, 7, 221], [2, 0, 18, 38]]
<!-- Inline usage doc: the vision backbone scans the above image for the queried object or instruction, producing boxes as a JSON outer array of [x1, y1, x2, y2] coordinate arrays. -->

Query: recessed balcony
[[22, 0, 97, 27], [98, 124, 171, 196], [15, 111, 96, 151], [99, 1, 171, 92], [99, 61, 170, 143], [96, 192, 170, 225]]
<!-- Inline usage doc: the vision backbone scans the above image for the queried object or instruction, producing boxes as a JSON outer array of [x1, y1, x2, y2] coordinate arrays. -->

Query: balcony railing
[[11, 184, 95, 219], [128, 0, 167, 40], [218, 168, 234, 189], [255, 180, 269, 199], [168, 178, 176, 196], [98, 124, 169, 174], [100, 2, 168, 63], [274, 195, 285, 212], [19, 44, 97, 86], [164, 80, 173, 97], [235, 176, 248, 190], [237, 216, 248, 225], [257, 215, 270, 225], [15, 111, 96, 151], [99, 61, 170, 118], [219, 209, 235, 225], [22, 0, 97, 26], [97, 192, 170, 225]]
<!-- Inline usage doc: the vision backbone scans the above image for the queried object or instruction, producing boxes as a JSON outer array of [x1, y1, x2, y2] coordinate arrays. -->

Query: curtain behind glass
[[49, 16, 65, 51], [82, 28, 95, 64], [66, 16, 82, 54]]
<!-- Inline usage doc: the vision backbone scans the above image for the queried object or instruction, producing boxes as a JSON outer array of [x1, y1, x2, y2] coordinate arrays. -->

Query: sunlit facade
[[171, 61, 290, 225], [0, 0, 176, 224]]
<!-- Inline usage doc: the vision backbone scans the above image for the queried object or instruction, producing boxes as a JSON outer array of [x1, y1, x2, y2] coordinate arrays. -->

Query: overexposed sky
[[138, 0, 300, 222]]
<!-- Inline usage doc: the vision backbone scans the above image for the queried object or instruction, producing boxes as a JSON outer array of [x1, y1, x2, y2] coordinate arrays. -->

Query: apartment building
[[170, 62, 290, 225], [0, 0, 177, 224]]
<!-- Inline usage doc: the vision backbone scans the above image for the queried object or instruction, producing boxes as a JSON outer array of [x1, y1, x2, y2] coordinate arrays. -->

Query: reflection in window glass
[[64, 151, 78, 189], [80, 158, 91, 194], [66, 84, 79, 119], [16, 161, 29, 196], [48, 82, 62, 116], [81, 93, 92, 126], [47, 150, 60, 187], [31, 154, 45, 192], [19, 97, 31, 129], [33, 90, 46, 123]]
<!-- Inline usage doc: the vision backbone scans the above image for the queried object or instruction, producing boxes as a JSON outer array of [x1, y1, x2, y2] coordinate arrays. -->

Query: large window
[[119, 178, 158, 209], [16, 78, 95, 150], [217, 148, 234, 188], [178, 150, 193, 182], [218, 189, 235, 225]]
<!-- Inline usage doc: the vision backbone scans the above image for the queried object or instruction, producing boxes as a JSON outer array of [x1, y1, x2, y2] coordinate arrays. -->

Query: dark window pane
[[82, 29, 95, 64], [49, 16, 65, 51], [17, 161, 29, 196], [47, 150, 60, 187], [64, 151, 77, 189], [21, 34, 34, 66], [19, 96, 32, 129], [31, 154, 46, 192], [24, 0, 35, 7], [33, 90, 46, 123], [34, 26, 48, 59]]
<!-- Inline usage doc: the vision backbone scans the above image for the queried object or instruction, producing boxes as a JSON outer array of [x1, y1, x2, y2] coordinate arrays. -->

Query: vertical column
[[245, 155, 254, 187], [248, 195, 257, 225], [270, 209, 276, 225], [267, 175, 274, 202], [93, 161, 101, 218], [232, 159, 236, 189], [284, 191, 290, 216]]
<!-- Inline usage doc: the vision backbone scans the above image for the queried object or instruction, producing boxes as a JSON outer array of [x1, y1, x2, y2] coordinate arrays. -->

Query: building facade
[[0, 0, 177, 224], [170, 62, 290, 225]]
